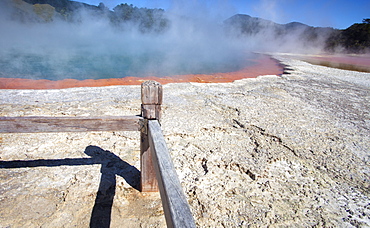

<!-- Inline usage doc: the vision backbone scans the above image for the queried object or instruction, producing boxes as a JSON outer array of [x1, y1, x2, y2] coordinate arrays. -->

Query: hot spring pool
[[0, 50, 259, 80], [0, 52, 283, 89]]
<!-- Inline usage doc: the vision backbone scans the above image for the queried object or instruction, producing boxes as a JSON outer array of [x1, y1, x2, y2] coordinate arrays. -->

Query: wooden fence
[[0, 80, 196, 228]]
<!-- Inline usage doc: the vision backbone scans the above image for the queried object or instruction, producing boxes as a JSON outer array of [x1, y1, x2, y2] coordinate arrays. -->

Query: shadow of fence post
[[0, 145, 140, 228], [86, 145, 140, 228]]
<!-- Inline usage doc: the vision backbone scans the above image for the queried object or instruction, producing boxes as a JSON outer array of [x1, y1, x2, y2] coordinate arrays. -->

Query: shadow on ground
[[0, 145, 140, 228]]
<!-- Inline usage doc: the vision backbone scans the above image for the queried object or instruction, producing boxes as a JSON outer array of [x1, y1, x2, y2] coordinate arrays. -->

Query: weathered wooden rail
[[0, 81, 196, 228]]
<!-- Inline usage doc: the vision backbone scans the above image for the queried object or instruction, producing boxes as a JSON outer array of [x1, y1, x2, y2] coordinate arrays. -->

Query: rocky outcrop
[[33, 3, 55, 22], [1, 0, 61, 23]]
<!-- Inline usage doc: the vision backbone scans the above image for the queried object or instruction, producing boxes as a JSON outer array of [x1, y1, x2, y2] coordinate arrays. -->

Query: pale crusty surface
[[0, 56, 369, 227]]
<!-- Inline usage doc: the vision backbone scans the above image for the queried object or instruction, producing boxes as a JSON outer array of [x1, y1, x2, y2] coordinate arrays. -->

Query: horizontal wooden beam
[[0, 116, 144, 133], [148, 120, 196, 228]]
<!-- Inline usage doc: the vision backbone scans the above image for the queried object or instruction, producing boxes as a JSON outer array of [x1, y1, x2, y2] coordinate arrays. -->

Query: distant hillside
[[224, 14, 314, 34], [0, 0, 58, 22], [224, 14, 336, 51], [224, 14, 370, 53], [22, 0, 96, 13], [325, 19, 370, 53]]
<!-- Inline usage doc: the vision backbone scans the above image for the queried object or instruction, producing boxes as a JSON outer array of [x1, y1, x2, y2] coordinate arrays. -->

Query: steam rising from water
[[0, 0, 329, 80]]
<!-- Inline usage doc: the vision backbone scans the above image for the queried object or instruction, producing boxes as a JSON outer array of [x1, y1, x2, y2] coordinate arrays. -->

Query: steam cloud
[[0, 0, 331, 80]]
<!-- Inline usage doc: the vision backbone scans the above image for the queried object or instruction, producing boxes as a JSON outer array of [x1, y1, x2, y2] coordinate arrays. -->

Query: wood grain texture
[[0, 116, 144, 133], [140, 80, 162, 192], [141, 104, 161, 120], [141, 80, 162, 120], [148, 120, 196, 228], [140, 131, 159, 192], [141, 80, 163, 105]]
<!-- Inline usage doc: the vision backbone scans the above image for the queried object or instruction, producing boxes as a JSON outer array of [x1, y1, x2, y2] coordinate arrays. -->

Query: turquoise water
[[0, 50, 255, 81]]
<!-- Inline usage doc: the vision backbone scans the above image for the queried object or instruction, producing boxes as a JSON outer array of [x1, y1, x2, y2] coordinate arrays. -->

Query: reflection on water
[[299, 55, 370, 73]]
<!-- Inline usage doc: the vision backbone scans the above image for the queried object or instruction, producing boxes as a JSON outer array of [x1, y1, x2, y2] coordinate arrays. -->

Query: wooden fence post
[[140, 80, 162, 192]]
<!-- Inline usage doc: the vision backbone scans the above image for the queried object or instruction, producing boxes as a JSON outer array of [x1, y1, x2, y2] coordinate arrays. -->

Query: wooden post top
[[141, 81, 162, 120], [141, 80, 163, 105]]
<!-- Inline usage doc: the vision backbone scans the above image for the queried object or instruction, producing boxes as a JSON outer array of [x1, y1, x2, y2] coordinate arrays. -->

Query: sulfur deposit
[[0, 56, 369, 227]]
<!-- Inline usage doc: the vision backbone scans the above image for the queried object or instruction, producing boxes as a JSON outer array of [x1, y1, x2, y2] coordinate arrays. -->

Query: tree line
[[20, 0, 169, 33]]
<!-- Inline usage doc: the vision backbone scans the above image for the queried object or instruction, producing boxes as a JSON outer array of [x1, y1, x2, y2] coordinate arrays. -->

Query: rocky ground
[[0, 55, 369, 227]]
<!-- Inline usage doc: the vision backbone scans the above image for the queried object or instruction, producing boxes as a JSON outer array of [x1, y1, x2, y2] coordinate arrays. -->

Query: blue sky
[[80, 0, 369, 29]]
